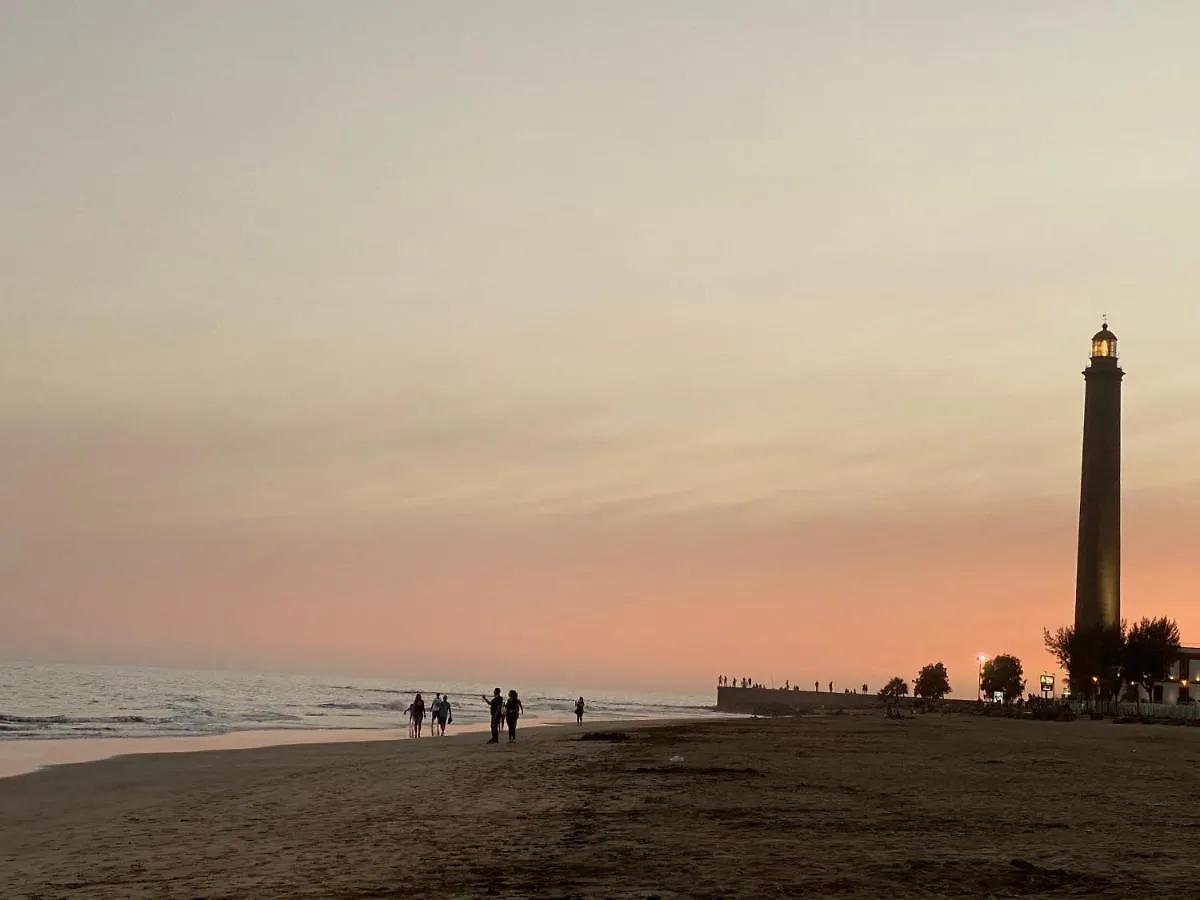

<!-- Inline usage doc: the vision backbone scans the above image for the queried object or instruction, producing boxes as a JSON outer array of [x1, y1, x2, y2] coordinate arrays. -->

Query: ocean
[[0, 662, 717, 741]]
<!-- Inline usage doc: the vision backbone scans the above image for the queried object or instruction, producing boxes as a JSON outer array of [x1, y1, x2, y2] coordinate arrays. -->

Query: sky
[[2, 2, 1199, 694]]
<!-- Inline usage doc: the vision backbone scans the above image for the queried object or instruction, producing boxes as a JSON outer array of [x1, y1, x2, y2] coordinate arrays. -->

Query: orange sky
[[3, 4, 1200, 694]]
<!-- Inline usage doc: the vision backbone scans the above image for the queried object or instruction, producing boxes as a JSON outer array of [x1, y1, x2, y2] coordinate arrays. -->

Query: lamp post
[[977, 655, 987, 702]]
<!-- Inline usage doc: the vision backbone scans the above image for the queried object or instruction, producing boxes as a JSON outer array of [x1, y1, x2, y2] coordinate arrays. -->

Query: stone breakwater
[[716, 686, 978, 715]]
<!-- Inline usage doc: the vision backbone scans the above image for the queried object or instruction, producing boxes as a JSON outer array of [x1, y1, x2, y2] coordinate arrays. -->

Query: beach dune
[[1, 715, 1196, 898]]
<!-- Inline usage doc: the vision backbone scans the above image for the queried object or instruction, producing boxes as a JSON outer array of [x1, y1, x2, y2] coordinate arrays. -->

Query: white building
[[1150, 646, 1200, 704]]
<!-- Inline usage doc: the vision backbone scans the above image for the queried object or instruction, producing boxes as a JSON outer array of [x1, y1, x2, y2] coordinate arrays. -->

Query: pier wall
[[716, 686, 977, 715]]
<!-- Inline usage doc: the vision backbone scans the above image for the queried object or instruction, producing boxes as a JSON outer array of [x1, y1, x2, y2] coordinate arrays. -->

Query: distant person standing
[[828, 682, 833, 693], [814, 681, 819, 692], [505, 690, 524, 742], [482, 688, 504, 744], [575, 696, 586, 725]]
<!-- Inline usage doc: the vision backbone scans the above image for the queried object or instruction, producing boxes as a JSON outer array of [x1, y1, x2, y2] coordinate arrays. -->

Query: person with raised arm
[[482, 688, 504, 744]]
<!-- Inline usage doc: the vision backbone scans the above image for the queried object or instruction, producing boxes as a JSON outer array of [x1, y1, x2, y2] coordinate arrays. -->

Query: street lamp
[[977, 654, 987, 702]]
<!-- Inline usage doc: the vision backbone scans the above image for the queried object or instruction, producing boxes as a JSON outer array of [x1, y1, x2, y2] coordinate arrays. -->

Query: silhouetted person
[[482, 688, 504, 743], [411, 693, 426, 738], [430, 693, 443, 731], [575, 696, 586, 725], [435, 694, 452, 736], [828, 681, 833, 693], [814, 681, 819, 692], [505, 690, 524, 742]]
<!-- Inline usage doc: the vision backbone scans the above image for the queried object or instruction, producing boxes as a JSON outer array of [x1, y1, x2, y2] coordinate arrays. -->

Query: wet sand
[[0, 720, 521, 780], [2, 714, 1197, 898]]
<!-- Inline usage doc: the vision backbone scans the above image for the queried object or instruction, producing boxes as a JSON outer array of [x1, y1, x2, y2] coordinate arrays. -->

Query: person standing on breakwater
[[575, 696, 586, 725], [482, 688, 504, 744], [505, 690, 524, 742]]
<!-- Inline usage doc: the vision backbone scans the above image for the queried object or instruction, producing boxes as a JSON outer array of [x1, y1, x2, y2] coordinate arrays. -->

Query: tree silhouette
[[980, 654, 1026, 704], [914, 663, 951, 702], [1043, 622, 1125, 700], [1123, 617, 1181, 707], [878, 676, 908, 700]]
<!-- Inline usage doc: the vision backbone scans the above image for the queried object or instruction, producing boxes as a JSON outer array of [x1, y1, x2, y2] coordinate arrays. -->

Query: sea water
[[0, 662, 716, 741]]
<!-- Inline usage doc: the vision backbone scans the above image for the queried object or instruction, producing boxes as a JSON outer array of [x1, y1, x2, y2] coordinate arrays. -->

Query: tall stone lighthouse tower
[[1074, 320, 1123, 633]]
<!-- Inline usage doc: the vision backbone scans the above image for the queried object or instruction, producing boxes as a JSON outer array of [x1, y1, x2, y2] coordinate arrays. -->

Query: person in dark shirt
[[482, 688, 504, 744], [411, 693, 426, 738], [574, 696, 585, 725], [504, 690, 524, 742], [435, 695, 452, 736]]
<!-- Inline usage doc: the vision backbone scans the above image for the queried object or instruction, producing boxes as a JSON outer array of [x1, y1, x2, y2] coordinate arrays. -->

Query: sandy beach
[[2, 714, 1198, 899]]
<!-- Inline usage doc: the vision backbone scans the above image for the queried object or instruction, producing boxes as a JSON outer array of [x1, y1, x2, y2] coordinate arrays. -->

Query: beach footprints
[[578, 731, 630, 742], [633, 764, 762, 778]]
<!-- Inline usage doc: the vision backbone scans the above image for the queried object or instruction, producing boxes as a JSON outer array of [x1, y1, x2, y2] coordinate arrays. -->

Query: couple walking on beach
[[483, 688, 523, 743]]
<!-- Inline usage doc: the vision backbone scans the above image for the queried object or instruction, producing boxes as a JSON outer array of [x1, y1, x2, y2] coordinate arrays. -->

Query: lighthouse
[[1073, 320, 1123, 633]]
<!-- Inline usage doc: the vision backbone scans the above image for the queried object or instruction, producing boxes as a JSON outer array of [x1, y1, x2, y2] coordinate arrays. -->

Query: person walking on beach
[[574, 696, 585, 725], [436, 695, 452, 736], [429, 693, 443, 733], [404, 702, 415, 738], [483, 688, 504, 744], [505, 690, 524, 742], [411, 693, 426, 738]]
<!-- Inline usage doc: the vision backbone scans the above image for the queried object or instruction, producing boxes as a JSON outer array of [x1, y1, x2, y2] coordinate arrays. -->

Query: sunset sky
[[3, 3, 1199, 694]]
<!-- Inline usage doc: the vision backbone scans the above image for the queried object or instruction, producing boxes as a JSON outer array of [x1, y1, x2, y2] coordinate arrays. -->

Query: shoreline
[[0, 720, 505, 780], [0, 716, 697, 780]]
